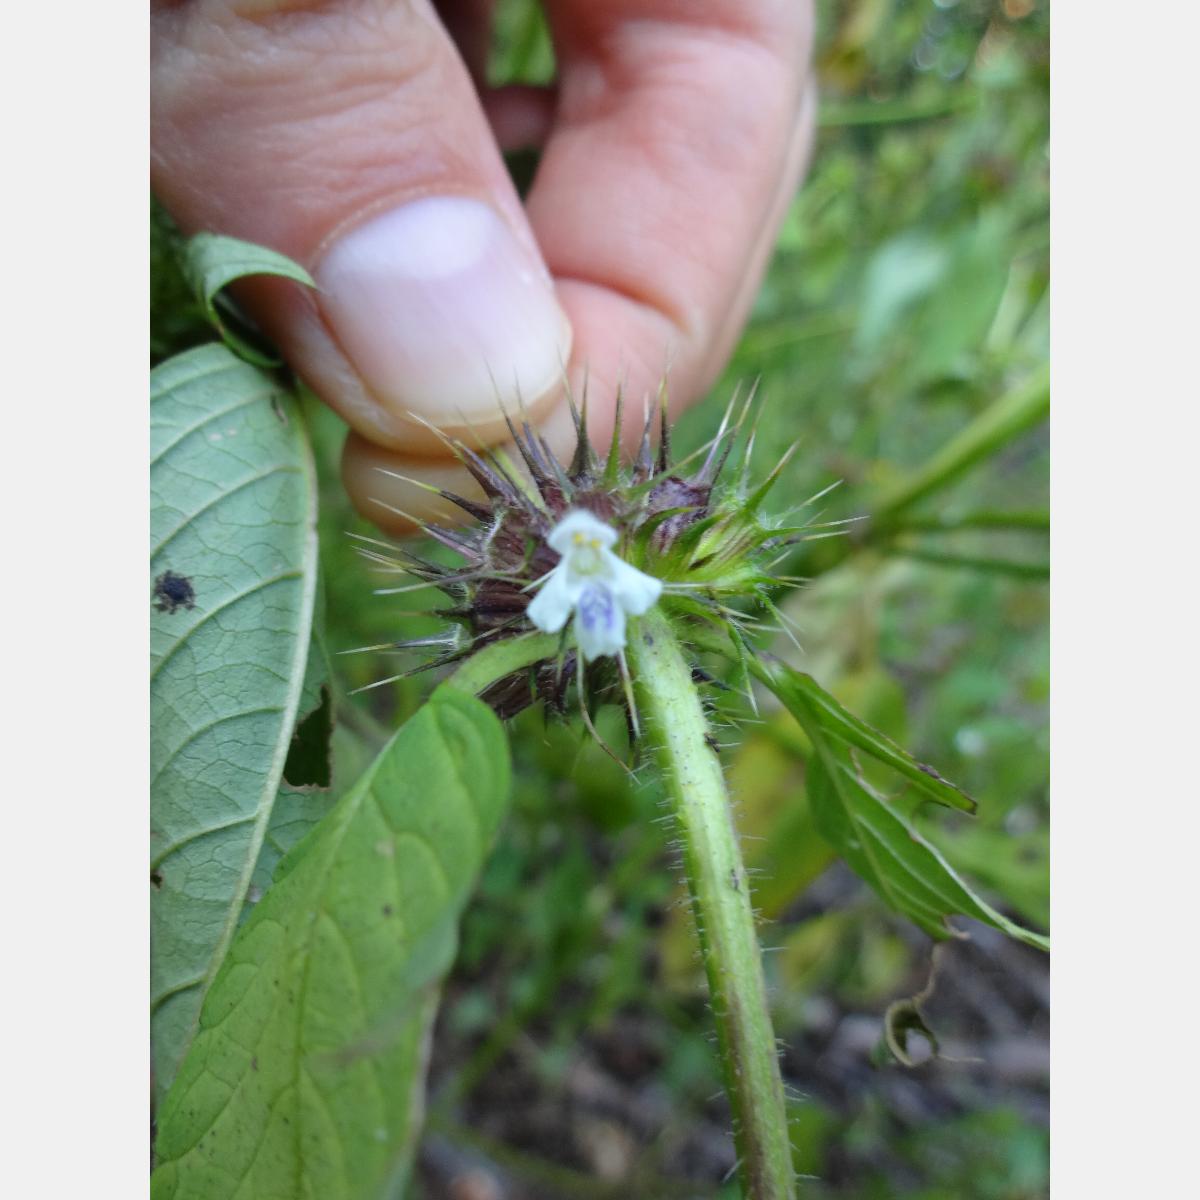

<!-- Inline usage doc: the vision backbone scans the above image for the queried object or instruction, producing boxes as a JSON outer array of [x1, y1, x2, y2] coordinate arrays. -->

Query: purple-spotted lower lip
[[577, 583, 616, 633]]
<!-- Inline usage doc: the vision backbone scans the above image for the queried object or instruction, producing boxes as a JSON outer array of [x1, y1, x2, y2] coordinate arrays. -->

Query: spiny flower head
[[355, 384, 840, 717]]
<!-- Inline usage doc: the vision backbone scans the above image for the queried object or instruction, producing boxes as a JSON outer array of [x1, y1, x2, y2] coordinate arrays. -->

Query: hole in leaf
[[282, 685, 333, 789]]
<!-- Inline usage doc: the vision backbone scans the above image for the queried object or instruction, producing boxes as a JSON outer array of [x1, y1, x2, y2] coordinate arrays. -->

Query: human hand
[[152, 0, 815, 532]]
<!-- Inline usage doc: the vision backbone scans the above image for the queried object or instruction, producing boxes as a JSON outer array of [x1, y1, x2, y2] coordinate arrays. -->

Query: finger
[[529, 0, 815, 444], [152, 0, 572, 457]]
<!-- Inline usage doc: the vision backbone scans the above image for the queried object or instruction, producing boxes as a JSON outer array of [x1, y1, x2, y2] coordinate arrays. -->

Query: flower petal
[[547, 509, 618, 554], [605, 553, 664, 616], [526, 565, 576, 633], [574, 583, 628, 661]]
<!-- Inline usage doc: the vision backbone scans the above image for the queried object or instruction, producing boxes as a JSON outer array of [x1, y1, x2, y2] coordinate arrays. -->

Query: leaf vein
[[150, 385, 273, 466], [150, 570, 303, 683], [151, 464, 303, 560], [151, 812, 261, 872], [151, 705, 287, 792]]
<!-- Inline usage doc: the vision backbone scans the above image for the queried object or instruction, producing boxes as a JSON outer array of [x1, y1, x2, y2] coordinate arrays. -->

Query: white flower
[[526, 510, 663, 661]]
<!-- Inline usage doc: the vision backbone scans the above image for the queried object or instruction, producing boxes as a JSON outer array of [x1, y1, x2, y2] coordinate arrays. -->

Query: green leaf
[[854, 216, 1010, 389], [880, 996, 939, 1068], [281, 622, 334, 791], [247, 725, 378, 914], [151, 345, 319, 1101], [761, 666, 976, 814], [753, 663, 1047, 950], [183, 233, 316, 366], [855, 230, 950, 354], [804, 750, 1047, 950], [241, 619, 341, 921], [152, 688, 511, 1200]]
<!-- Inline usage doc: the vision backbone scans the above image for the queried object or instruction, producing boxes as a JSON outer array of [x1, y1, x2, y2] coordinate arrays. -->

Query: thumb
[[151, 0, 572, 458]]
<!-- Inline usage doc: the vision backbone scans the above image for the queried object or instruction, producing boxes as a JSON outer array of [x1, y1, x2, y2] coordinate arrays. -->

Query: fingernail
[[315, 196, 571, 425]]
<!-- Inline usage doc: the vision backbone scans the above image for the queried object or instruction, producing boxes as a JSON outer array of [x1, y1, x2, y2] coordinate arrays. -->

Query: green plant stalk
[[627, 607, 795, 1200], [871, 363, 1050, 525], [443, 619, 795, 1194], [818, 91, 978, 128], [444, 630, 561, 697], [884, 545, 1050, 580], [889, 507, 1049, 533]]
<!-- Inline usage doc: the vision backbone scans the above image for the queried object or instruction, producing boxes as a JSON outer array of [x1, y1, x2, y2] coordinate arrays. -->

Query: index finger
[[532, 0, 815, 434]]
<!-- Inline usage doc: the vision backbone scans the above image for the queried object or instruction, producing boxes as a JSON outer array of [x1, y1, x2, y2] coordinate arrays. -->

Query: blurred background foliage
[[152, 1, 1049, 1196]]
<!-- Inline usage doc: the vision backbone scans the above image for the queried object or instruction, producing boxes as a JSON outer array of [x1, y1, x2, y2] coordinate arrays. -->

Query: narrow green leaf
[[805, 750, 1048, 950], [749, 659, 1047, 950], [183, 233, 316, 366], [759, 664, 977, 814], [151, 345, 319, 1101], [152, 688, 511, 1200]]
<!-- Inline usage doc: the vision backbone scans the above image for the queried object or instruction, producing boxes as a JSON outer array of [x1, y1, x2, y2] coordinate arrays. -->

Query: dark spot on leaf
[[643, 633, 654, 646], [382, 905, 393, 917], [270, 394, 288, 424], [150, 871, 163, 889], [153, 571, 195, 614], [916, 762, 944, 780], [251, 1056, 258, 1072]]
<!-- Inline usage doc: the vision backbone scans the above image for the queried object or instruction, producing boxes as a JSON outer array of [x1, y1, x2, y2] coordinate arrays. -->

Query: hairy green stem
[[627, 607, 795, 1199], [444, 618, 795, 1194]]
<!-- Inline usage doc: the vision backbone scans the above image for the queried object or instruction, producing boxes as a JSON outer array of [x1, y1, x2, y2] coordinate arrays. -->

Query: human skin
[[152, 0, 816, 532]]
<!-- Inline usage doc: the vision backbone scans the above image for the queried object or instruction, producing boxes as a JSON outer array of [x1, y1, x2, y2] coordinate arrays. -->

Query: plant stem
[[884, 545, 1050, 580], [888, 507, 1049, 534], [871, 363, 1050, 526], [627, 607, 795, 1199], [443, 631, 561, 697], [818, 91, 978, 128]]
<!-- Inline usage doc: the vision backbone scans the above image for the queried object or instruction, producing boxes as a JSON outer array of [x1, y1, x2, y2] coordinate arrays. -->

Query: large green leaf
[[152, 688, 511, 1200], [246, 724, 378, 916], [756, 664, 1048, 950], [151, 345, 319, 1101]]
